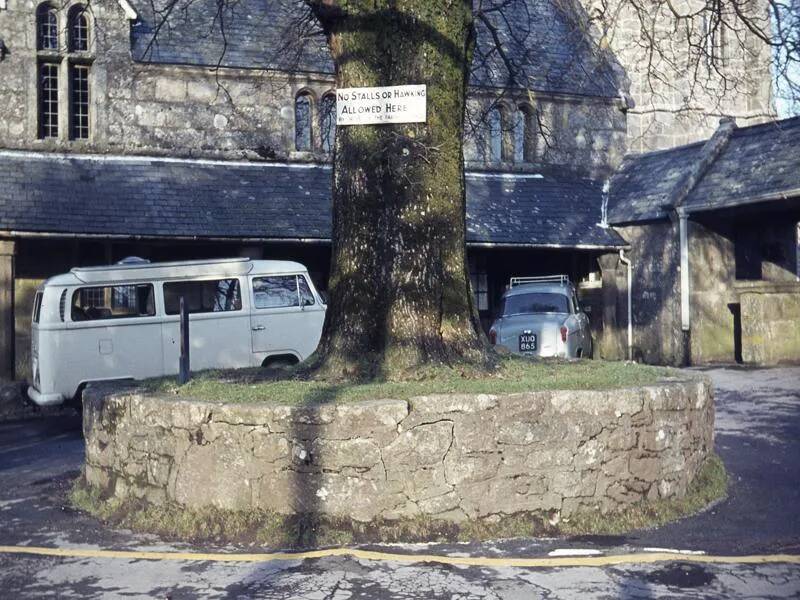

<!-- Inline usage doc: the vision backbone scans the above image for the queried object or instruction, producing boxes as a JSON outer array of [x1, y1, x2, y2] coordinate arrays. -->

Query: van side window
[[163, 279, 242, 315], [298, 276, 316, 306], [72, 284, 156, 321], [253, 275, 305, 309], [59, 289, 67, 321], [32, 292, 43, 323]]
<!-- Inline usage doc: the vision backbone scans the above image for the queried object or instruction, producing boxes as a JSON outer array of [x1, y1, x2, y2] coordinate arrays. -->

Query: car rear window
[[502, 292, 569, 316]]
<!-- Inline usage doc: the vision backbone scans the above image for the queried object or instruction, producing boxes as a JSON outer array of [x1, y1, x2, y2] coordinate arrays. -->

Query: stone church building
[[0, 0, 795, 379]]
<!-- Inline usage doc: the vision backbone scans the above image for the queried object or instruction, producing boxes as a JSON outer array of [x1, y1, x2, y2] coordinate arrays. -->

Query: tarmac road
[[0, 367, 798, 598]]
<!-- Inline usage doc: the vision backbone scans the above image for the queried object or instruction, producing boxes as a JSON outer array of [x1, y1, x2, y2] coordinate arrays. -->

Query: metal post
[[178, 296, 190, 384]]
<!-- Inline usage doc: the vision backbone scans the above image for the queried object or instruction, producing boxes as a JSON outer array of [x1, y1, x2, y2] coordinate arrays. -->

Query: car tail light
[[489, 329, 497, 345], [560, 326, 568, 343]]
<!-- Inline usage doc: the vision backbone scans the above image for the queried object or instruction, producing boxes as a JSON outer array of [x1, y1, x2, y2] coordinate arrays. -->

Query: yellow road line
[[1, 545, 799, 568]]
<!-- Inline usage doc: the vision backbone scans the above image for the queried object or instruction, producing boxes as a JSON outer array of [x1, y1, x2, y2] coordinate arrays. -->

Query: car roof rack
[[510, 275, 570, 287]]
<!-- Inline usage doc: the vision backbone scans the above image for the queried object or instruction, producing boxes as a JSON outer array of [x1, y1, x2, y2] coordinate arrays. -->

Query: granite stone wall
[[0, 0, 626, 175], [464, 94, 628, 178], [83, 377, 714, 522], [740, 283, 800, 365], [577, 0, 774, 153], [601, 222, 683, 365], [0, 0, 330, 162], [605, 219, 800, 366]]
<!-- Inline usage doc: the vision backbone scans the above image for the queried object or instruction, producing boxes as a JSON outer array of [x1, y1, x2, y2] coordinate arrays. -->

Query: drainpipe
[[618, 249, 633, 361], [679, 209, 690, 331], [678, 209, 691, 365]]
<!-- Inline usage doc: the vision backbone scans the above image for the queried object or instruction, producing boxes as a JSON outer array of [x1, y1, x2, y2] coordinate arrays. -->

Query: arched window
[[319, 93, 336, 154], [517, 104, 539, 163], [37, 4, 58, 51], [499, 106, 514, 162], [513, 108, 525, 163], [487, 107, 502, 163], [69, 6, 90, 52], [36, 3, 94, 140], [294, 92, 313, 152]]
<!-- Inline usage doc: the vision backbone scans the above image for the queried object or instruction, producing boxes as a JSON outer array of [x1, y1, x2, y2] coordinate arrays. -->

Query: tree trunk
[[307, 0, 489, 379]]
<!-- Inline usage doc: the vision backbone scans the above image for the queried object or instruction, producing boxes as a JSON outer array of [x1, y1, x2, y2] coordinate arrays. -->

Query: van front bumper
[[27, 386, 65, 407]]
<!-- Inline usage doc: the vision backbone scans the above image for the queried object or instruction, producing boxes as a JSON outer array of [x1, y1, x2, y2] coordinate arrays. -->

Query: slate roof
[[606, 142, 706, 223], [684, 117, 800, 213], [465, 174, 623, 247], [0, 152, 624, 249], [129, 0, 332, 74], [471, 0, 621, 97], [607, 116, 800, 225], [128, 0, 621, 97]]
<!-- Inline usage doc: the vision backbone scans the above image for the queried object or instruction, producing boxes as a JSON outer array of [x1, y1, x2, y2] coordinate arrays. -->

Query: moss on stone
[[69, 455, 726, 548], [560, 454, 728, 535]]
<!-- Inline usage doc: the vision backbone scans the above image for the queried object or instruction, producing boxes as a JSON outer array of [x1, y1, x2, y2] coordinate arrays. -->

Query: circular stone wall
[[82, 377, 714, 522]]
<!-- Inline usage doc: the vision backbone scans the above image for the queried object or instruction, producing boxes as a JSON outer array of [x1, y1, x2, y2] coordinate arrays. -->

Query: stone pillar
[[597, 253, 622, 360], [0, 240, 16, 380]]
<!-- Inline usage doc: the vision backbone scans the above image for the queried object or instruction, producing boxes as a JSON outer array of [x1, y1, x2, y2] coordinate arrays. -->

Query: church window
[[702, 13, 726, 68], [37, 4, 58, 51], [487, 107, 502, 163], [320, 93, 336, 154], [70, 64, 90, 139], [38, 61, 59, 138], [513, 109, 525, 163], [295, 92, 313, 152], [499, 107, 514, 162], [36, 3, 93, 141], [69, 6, 89, 52], [517, 104, 541, 163]]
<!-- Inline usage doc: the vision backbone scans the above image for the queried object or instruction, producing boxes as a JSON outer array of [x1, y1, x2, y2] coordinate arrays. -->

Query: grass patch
[[69, 455, 726, 548], [141, 356, 680, 405]]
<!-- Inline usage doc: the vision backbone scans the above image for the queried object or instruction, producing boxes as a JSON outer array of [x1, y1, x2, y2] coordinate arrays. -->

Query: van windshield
[[501, 292, 569, 316]]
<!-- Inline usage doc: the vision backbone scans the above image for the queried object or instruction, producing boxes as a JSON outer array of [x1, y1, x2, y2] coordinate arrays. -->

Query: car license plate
[[518, 334, 537, 352]]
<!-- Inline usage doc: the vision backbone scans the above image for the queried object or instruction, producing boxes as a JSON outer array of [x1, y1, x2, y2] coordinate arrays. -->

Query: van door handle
[[251, 325, 265, 331]]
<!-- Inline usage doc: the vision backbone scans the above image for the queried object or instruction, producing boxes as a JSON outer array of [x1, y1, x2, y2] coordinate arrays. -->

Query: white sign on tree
[[336, 85, 427, 126]]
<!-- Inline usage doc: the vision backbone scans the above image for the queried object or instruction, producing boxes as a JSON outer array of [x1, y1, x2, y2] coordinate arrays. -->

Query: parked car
[[27, 257, 325, 407], [489, 275, 592, 359]]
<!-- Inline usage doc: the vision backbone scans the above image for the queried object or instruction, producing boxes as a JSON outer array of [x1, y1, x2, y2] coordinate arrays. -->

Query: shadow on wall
[[599, 222, 683, 366]]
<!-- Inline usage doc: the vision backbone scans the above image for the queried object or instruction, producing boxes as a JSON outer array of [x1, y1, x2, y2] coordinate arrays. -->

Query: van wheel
[[262, 355, 299, 369]]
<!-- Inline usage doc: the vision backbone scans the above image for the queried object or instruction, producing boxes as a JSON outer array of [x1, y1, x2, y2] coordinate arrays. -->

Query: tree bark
[[307, 0, 489, 379]]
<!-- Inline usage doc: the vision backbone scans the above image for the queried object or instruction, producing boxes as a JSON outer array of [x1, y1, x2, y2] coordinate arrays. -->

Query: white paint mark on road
[[548, 549, 604, 557]]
